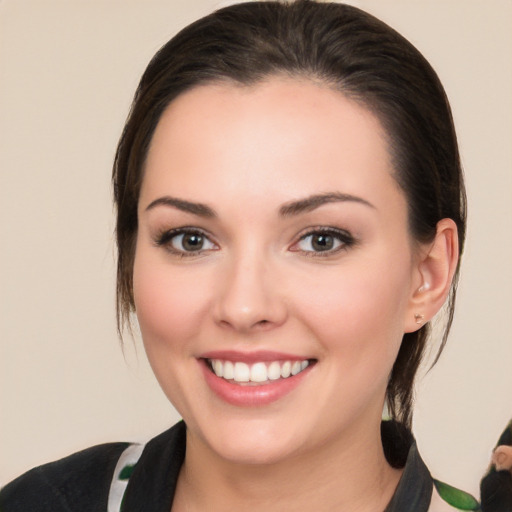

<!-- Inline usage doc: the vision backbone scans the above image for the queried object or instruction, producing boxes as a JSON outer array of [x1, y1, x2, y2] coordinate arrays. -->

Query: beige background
[[1, 0, 511, 496]]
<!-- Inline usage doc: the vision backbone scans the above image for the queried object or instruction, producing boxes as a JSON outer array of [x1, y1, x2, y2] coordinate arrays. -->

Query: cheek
[[293, 259, 412, 366], [132, 249, 211, 349]]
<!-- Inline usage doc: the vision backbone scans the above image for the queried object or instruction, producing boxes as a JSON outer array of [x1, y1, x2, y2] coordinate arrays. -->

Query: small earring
[[418, 283, 430, 293], [414, 313, 425, 325]]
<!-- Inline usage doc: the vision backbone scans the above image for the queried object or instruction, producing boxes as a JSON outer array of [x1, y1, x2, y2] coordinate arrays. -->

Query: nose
[[213, 251, 287, 333]]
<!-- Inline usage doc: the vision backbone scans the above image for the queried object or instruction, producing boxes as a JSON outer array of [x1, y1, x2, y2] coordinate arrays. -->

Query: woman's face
[[134, 78, 423, 465]]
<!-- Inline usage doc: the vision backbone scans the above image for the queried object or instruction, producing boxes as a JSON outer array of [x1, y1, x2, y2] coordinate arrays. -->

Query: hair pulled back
[[113, 0, 466, 428]]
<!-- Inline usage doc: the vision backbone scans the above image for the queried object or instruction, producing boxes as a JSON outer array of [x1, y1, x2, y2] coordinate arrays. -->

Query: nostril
[[254, 319, 271, 329]]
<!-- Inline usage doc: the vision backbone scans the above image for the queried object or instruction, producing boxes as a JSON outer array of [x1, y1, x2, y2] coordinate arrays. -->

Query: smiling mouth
[[206, 358, 315, 385]]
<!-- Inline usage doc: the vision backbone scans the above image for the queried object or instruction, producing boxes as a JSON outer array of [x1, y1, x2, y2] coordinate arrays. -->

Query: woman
[[0, 1, 481, 510]]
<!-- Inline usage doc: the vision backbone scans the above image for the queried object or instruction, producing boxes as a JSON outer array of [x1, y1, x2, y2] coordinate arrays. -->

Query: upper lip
[[200, 350, 314, 363]]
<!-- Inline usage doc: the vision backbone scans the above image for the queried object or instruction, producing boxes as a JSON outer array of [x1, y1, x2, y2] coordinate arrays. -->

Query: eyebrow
[[144, 192, 374, 218], [145, 196, 217, 217], [279, 192, 375, 217]]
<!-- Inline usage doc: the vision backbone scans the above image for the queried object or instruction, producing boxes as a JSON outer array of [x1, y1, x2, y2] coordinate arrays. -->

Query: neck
[[172, 419, 403, 512]]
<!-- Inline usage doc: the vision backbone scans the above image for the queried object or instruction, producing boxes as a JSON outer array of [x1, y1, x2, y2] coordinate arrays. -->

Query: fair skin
[[133, 78, 458, 511]]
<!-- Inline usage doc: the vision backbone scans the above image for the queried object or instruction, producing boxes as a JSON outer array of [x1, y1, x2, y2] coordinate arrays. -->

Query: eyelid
[[154, 226, 219, 256], [289, 226, 356, 255]]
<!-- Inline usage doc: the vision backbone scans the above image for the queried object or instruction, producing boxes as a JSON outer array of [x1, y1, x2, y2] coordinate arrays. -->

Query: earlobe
[[404, 218, 459, 333]]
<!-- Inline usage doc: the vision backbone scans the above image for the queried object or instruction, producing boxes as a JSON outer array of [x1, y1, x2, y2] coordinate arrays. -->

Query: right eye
[[156, 228, 217, 256]]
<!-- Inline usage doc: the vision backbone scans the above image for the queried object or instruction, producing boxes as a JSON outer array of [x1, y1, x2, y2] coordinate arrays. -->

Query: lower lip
[[200, 360, 313, 407]]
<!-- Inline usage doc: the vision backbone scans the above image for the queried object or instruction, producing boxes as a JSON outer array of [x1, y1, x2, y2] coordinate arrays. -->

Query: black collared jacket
[[0, 421, 480, 512]]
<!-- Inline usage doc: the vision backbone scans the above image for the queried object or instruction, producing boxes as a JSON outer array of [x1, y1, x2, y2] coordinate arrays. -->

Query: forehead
[[141, 78, 402, 212]]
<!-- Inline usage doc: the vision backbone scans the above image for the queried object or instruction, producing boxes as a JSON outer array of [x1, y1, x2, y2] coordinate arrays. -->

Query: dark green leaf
[[434, 479, 481, 510]]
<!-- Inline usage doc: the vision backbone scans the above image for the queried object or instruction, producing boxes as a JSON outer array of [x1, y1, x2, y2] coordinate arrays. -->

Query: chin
[[189, 413, 311, 466], [212, 436, 303, 466]]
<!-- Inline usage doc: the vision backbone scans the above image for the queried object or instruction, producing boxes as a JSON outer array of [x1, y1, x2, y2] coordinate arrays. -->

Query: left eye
[[170, 232, 216, 252], [293, 230, 353, 253]]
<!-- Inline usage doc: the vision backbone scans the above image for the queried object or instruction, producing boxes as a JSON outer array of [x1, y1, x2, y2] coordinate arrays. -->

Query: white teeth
[[250, 362, 268, 383], [291, 361, 302, 375], [209, 358, 311, 383], [213, 359, 223, 377], [223, 360, 234, 380], [233, 362, 250, 382], [268, 361, 281, 380]]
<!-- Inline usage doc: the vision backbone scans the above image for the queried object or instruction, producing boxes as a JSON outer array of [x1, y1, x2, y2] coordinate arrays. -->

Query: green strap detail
[[433, 479, 481, 511], [118, 463, 136, 481]]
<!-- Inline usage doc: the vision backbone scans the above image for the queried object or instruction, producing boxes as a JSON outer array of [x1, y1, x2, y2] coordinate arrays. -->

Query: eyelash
[[290, 227, 356, 257], [154, 227, 218, 257], [153, 226, 356, 258]]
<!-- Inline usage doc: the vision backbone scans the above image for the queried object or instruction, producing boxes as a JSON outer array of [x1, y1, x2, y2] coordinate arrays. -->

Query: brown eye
[[177, 233, 205, 251], [156, 229, 217, 255], [310, 234, 334, 251], [293, 228, 355, 255]]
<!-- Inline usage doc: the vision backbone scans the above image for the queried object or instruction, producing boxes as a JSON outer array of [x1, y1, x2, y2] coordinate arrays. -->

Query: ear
[[404, 218, 459, 333]]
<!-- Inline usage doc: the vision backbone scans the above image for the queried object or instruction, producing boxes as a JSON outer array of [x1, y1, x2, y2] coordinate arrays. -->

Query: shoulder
[[0, 422, 187, 512], [0, 442, 130, 512], [380, 420, 481, 512]]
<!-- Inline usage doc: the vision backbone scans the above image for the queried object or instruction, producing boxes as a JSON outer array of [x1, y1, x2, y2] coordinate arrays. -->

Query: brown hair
[[113, 0, 466, 428]]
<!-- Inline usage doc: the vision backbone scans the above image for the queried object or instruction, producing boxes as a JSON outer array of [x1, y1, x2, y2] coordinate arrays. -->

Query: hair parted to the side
[[112, 0, 466, 428]]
